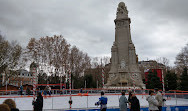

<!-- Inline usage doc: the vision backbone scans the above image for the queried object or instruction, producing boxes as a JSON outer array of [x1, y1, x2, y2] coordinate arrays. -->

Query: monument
[[106, 2, 145, 88]]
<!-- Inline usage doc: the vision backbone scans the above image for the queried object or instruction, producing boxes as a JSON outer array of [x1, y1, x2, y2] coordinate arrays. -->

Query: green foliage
[[84, 74, 96, 88], [180, 67, 188, 91], [38, 73, 48, 84], [164, 71, 177, 90], [146, 70, 162, 89], [72, 75, 84, 89]]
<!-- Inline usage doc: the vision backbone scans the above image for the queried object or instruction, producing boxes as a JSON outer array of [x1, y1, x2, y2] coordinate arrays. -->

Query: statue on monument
[[116, 2, 128, 19], [106, 2, 145, 89]]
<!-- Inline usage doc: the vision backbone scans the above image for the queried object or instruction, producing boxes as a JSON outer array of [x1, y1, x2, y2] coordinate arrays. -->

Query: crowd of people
[[95, 88, 163, 111], [0, 88, 164, 111]]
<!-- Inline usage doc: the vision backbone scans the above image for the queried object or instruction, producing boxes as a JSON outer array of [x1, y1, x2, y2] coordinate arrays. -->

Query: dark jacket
[[33, 95, 43, 111], [11, 108, 19, 111], [129, 96, 140, 111]]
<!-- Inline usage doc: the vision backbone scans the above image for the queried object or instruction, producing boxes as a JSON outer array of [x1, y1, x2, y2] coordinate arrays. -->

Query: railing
[[0, 89, 188, 110]]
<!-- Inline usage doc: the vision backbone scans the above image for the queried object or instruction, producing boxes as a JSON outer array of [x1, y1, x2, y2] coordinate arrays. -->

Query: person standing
[[20, 85, 23, 95], [95, 91, 108, 111], [48, 86, 51, 96], [26, 86, 31, 95], [44, 86, 47, 96], [129, 93, 140, 111], [128, 91, 132, 109], [119, 91, 128, 111], [146, 90, 159, 111], [33, 92, 43, 111], [155, 88, 163, 111]]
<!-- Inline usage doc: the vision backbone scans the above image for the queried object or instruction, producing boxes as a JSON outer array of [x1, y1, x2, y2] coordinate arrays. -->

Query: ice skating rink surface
[[0, 94, 188, 110]]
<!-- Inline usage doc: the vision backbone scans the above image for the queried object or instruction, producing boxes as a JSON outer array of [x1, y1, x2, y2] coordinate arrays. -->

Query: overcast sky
[[0, 0, 188, 66]]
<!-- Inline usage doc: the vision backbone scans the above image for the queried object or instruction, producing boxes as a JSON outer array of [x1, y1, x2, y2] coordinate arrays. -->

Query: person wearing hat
[[155, 88, 163, 111], [146, 90, 159, 111]]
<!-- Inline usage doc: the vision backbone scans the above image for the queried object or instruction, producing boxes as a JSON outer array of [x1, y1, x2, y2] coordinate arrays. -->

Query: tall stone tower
[[106, 2, 145, 88]]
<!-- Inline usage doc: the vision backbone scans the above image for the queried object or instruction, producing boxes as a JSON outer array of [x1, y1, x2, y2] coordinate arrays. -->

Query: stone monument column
[[106, 2, 145, 88]]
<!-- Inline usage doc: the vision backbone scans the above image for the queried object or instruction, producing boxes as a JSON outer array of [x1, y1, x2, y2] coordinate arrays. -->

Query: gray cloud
[[0, 0, 188, 66]]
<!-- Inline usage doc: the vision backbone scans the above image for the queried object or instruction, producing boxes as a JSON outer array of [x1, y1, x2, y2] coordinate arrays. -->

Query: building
[[138, 60, 165, 80], [9, 69, 33, 86], [1, 69, 33, 87]]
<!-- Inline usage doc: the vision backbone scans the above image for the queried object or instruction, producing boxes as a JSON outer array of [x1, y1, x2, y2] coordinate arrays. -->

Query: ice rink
[[0, 94, 188, 110]]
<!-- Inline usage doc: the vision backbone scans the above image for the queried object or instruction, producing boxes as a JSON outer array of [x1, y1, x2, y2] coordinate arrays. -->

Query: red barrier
[[0, 93, 188, 99]]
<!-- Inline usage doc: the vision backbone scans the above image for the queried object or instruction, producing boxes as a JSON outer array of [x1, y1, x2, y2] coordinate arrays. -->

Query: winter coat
[[155, 91, 163, 106], [119, 95, 128, 111], [95, 95, 108, 110], [146, 95, 159, 111], [11, 108, 19, 111], [129, 96, 140, 111], [33, 95, 43, 111]]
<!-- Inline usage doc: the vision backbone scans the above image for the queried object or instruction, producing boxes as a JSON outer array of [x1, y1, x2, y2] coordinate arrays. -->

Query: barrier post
[[68, 70, 72, 109], [87, 95, 88, 108], [52, 97, 53, 109], [175, 91, 177, 105]]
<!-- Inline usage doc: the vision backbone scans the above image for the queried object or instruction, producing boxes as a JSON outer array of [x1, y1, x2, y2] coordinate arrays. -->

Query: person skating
[[129, 93, 140, 111], [146, 90, 159, 111], [119, 91, 129, 111], [95, 91, 108, 111], [33, 92, 43, 111], [26, 86, 31, 95], [154, 88, 163, 111], [48, 86, 51, 96], [20, 85, 23, 95], [44, 86, 48, 96]]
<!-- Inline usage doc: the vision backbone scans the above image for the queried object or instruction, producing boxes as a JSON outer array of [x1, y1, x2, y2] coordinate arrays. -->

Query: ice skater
[[48, 86, 51, 96], [154, 88, 163, 111], [95, 91, 108, 111], [20, 85, 23, 95], [119, 91, 128, 111], [146, 90, 159, 111]]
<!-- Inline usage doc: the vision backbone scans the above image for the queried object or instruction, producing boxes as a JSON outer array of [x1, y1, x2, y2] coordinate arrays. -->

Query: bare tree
[[26, 35, 91, 82], [0, 34, 22, 86], [156, 57, 169, 67], [175, 43, 188, 74]]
